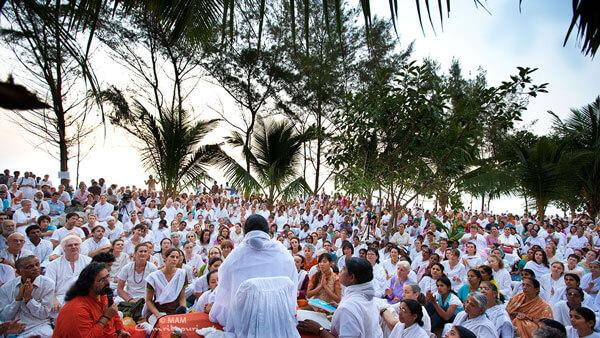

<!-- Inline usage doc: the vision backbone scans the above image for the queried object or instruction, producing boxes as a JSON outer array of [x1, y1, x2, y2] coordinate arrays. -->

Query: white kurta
[[117, 261, 157, 299], [80, 237, 111, 256], [389, 322, 430, 338], [452, 311, 498, 338], [486, 304, 514, 338], [24, 239, 53, 263], [209, 230, 298, 330], [0, 275, 55, 337], [44, 255, 92, 303], [331, 281, 383, 338]]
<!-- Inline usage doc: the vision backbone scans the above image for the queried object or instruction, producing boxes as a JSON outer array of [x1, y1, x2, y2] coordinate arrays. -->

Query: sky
[[0, 1, 599, 214]]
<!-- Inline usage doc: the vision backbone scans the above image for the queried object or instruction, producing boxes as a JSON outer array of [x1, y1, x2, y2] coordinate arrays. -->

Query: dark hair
[[244, 214, 269, 234], [345, 257, 373, 284], [402, 299, 424, 326], [91, 225, 105, 233], [36, 215, 51, 224], [294, 254, 305, 265], [206, 269, 218, 287], [208, 256, 222, 268], [573, 306, 596, 327], [436, 275, 453, 293], [564, 273, 581, 285], [66, 212, 79, 220], [479, 265, 493, 279], [522, 276, 541, 291], [157, 238, 173, 254], [453, 325, 477, 338], [92, 252, 115, 264], [312, 253, 334, 287], [522, 268, 536, 278], [134, 243, 148, 253], [64, 262, 107, 301], [15, 255, 37, 270], [566, 286, 585, 300], [25, 224, 41, 235], [480, 280, 505, 303], [533, 249, 550, 267], [538, 318, 567, 336], [367, 248, 380, 264], [467, 269, 483, 284]]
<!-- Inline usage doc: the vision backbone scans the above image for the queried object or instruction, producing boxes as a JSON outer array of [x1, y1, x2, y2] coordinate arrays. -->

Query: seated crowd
[[1, 169, 600, 337]]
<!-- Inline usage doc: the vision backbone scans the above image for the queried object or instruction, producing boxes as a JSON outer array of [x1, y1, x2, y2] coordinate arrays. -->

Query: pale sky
[[0, 1, 598, 215]]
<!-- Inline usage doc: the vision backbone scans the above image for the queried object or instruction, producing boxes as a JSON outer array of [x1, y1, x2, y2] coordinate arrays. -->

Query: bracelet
[[101, 315, 111, 321]]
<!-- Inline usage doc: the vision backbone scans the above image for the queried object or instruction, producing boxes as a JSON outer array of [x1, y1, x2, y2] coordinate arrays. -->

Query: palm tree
[[551, 96, 600, 220], [216, 118, 313, 205], [99, 87, 220, 199], [513, 136, 565, 221]]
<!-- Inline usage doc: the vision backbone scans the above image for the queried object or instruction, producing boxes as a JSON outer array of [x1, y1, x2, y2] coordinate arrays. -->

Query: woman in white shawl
[[540, 261, 566, 303], [481, 281, 513, 338], [449, 292, 498, 338], [488, 254, 513, 298], [145, 248, 188, 320], [298, 257, 384, 338]]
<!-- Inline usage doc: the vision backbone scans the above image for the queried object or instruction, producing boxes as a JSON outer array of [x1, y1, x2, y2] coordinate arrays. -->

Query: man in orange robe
[[53, 262, 130, 338]]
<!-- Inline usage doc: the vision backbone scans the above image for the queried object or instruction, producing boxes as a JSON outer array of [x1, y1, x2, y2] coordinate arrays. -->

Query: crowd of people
[[1, 169, 600, 337]]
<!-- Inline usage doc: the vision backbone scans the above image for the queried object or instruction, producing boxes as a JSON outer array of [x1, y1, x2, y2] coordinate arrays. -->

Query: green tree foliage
[[215, 118, 314, 205], [551, 97, 600, 219]]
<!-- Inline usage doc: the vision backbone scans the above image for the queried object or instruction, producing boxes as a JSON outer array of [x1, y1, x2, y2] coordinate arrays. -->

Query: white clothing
[[462, 254, 483, 269], [104, 224, 124, 242], [0, 264, 15, 287], [110, 252, 130, 282], [93, 202, 114, 222], [117, 261, 157, 299], [418, 276, 438, 296], [13, 208, 40, 234], [0, 248, 33, 266], [145, 268, 187, 307], [331, 281, 383, 338], [44, 255, 92, 304], [451, 311, 498, 338], [540, 273, 566, 303], [442, 261, 467, 291], [372, 263, 388, 297], [486, 304, 514, 338], [389, 322, 429, 338], [192, 289, 215, 313], [50, 226, 85, 244], [209, 230, 298, 330], [552, 300, 572, 327], [493, 268, 513, 298], [382, 258, 399, 278], [523, 261, 550, 278], [80, 237, 111, 256], [24, 239, 53, 263], [0, 275, 54, 337]]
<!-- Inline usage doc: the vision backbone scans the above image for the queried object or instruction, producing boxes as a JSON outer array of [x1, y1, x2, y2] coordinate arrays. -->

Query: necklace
[[133, 262, 146, 284]]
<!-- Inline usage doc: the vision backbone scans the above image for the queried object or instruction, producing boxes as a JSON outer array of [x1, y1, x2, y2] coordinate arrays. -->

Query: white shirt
[[0, 275, 54, 332], [80, 237, 111, 256], [0, 248, 33, 266], [93, 202, 114, 222], [442, 261, 467, 291], [331, 282, 383, 338], [44, 255, 92, 303], [50, 226, 85, 244], [13, 208, 40, 234], [451, 311, 498, 338], [389, 322, 429, 338], [117, 261, 157, 299], [24, 239, 53, 263]]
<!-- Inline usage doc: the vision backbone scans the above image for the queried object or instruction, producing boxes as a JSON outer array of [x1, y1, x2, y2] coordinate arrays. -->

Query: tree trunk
[[314, 102, 322, 194], [481, 194, 485, 213]]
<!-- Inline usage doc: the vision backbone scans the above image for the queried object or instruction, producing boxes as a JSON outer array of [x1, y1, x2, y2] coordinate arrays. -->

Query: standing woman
[[145, 248, 188, 320], [480, 281, 513, 338], [505, 277, 553, 338], [426, 276, 463, 335]]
